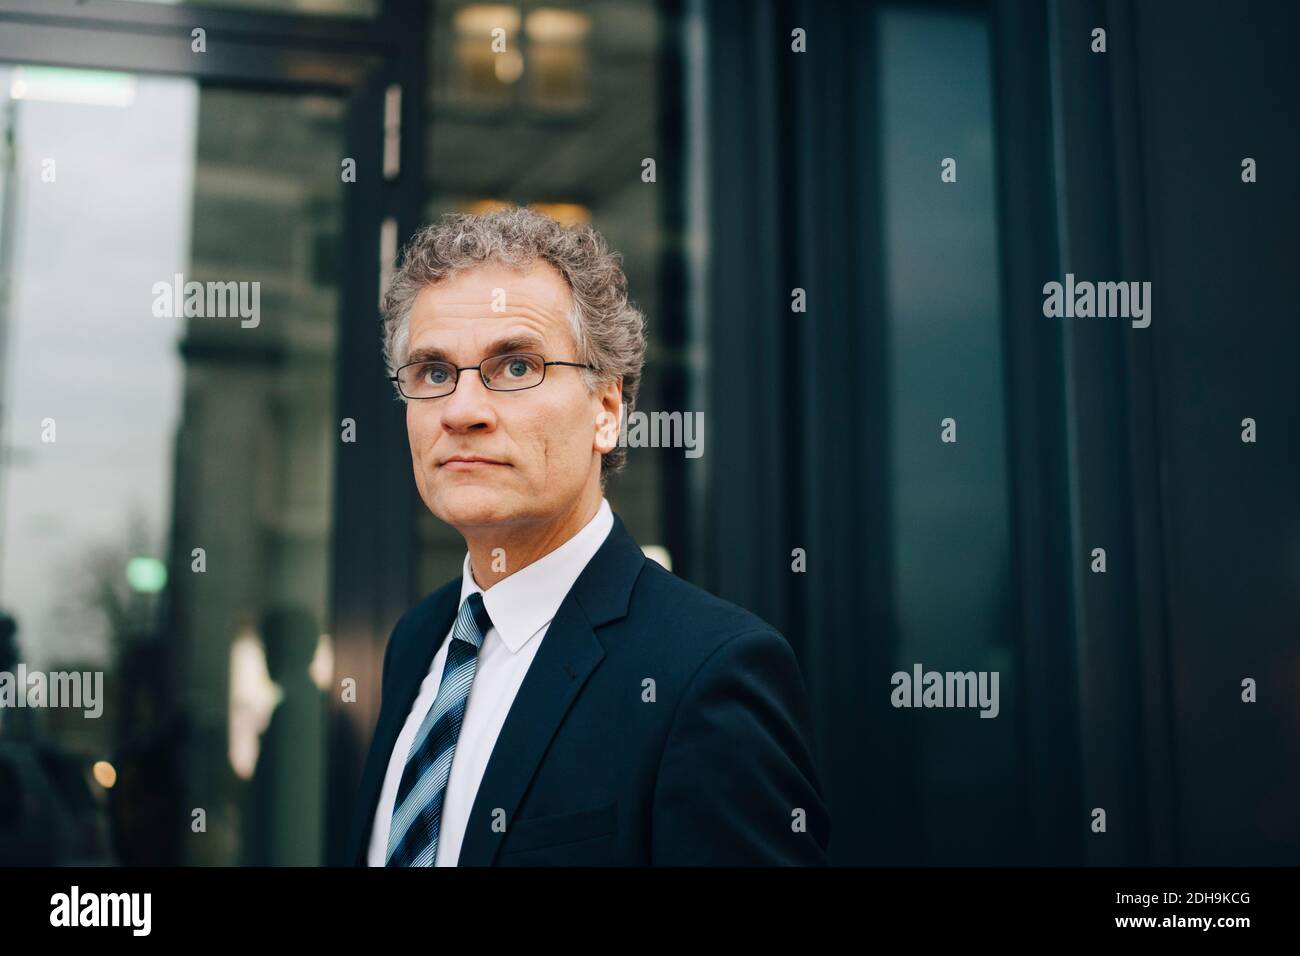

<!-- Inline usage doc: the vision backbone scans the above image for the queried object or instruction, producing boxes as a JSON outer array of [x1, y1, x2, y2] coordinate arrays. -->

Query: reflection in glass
[[878, 7, 1024, 864], [0, 65, 344, 865]]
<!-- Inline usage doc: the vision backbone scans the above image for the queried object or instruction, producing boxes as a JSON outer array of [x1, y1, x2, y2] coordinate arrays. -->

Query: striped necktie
[[386, 591, 493, 867]]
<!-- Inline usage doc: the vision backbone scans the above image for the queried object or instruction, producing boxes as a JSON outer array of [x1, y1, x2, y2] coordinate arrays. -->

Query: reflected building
[[166, 91, 344, 865]]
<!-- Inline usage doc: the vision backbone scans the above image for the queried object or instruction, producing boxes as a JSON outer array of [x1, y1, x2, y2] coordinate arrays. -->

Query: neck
[[463, 485, 603, 590]]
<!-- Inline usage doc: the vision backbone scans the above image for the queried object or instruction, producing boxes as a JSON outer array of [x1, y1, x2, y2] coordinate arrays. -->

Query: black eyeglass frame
[[388, 351, 593, 399]]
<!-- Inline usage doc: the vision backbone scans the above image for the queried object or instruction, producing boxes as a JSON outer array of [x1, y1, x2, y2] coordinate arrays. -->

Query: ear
[[593, 378, 624, 455]]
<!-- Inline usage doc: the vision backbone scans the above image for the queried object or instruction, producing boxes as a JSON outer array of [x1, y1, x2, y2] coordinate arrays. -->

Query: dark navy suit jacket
[[345, 511, 830, 865]]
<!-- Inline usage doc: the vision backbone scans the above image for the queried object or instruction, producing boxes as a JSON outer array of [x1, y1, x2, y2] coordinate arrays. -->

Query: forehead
[[407, 260, 573, 353]]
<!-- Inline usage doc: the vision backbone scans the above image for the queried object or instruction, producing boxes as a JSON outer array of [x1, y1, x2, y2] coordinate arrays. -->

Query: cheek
[[407, 406, 437, 458], [524, 399, 589, 473], [558, 398, 598, 463]]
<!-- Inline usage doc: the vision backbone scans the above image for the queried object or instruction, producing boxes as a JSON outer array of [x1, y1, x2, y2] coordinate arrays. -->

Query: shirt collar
[[458, 497, 615, 653]]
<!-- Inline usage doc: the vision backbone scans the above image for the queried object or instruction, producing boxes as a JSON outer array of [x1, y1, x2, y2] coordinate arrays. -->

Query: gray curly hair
[[381, 206, 647, 478]]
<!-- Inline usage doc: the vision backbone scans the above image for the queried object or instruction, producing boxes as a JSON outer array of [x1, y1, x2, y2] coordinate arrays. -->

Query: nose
[[438, 367, 498, 434]]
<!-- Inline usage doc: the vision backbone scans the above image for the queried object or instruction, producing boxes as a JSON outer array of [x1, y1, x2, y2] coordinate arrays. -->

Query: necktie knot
[[457, 591, 493, 649]]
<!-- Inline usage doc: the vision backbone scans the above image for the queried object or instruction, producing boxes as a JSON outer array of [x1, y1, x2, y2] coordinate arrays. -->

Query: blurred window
[[0, 65, 344, 865], [877, 6, 1024, 864]]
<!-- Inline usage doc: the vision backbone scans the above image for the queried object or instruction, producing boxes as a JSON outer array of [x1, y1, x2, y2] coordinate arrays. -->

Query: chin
[[430, 481, 523, 530]]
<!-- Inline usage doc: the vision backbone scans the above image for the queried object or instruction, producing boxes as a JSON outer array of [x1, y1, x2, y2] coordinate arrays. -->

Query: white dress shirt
[[367, 497, 615, 866]]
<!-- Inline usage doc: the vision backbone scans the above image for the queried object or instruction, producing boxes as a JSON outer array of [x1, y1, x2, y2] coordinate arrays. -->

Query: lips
[[440, 456, 508, 469]]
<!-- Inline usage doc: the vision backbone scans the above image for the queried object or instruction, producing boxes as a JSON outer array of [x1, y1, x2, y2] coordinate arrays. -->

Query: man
[[346, 206, 829, 866]]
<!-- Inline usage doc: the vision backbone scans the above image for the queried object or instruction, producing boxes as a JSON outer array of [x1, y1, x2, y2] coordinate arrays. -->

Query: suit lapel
[[456, 512, 646, 865]]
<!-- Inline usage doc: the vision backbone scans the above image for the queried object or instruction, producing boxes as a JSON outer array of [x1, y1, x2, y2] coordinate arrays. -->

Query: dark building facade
[[0, 0, 1294, 867]]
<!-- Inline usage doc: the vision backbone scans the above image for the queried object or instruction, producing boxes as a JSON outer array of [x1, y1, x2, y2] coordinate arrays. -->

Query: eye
[[422, 363, 451, 385], [484, 353, 544, 389]]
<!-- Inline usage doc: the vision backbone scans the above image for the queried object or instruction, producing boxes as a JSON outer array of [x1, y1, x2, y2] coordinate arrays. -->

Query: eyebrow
[[407, 334, 547, 366]]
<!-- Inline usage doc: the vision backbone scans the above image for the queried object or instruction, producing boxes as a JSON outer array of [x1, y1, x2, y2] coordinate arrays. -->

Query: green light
[[126, 557, 168, 594]]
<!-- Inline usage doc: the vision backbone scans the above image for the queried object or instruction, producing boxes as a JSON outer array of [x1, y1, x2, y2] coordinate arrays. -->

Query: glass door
[[0, 2, 406, 866]]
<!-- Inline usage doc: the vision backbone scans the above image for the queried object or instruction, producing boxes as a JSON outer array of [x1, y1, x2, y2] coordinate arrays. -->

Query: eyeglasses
[[390, 351, 593, 400]]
